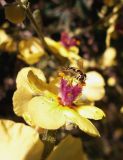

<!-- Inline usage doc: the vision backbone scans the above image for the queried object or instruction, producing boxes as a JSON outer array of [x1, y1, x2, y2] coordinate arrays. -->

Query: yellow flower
[[82, 71, 105, 101], [101, 47, 117, 68], [0, 119, 44, 160], [107, 76, 116, 86], [18, 37, 45, 65], [104, 0, 114, 6], [120, 107, 123, 113], [13, 67, 105, 137], [0, 29, 16, 52], [44, 36, 81, 66]]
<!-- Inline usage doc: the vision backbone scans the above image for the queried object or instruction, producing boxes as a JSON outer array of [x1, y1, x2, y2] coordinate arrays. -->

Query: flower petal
[[28, 70, 48, 94], [18, 38, 45, 65], [27, 70, 59, 95], [76, 106, 105, 120], [16, 67, 46, 90], [13, 87, 32, 117], [0, 119, 44, 160], [25, 92, 66, 129], [13, 68, 46, 123], [82, 86, 105, 101], [44, 37, 67, 57], [63, 107, 100, 137], [86, 71, 105, 87], [45, 37, 78, 58], [69, 46, 79, 55], [45, 37, 60, 53], [47, 135, 85, 160], [120, 107, 123, 113]]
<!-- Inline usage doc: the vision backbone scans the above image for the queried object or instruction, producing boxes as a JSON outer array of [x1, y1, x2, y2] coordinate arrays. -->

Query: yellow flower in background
[[0, 119, 44, 160], [101, 47, 117, 68], [44, 32, 81, 65], [82, 71, 105, 101], [120, 107, 123, 113], [104, 0, 115, 7], [82, 59, 97, 69], [13, 67, 105, 137], [107, 76, 116, 86], [0, 29, 16, 52], [18, 37, 45, 65], [0, 29, 10, 45], [45, 36, 79, 57]]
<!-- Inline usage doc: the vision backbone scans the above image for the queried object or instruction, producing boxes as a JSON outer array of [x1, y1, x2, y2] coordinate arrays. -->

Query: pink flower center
[[60, 32, 79, 48], [59, 78, 82, 106]]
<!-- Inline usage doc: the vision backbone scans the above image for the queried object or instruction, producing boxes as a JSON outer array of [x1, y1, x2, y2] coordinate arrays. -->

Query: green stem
[[17, 0, 68, 64], [41, 130, 57, 160], [17, 0, 52, 55], [25, 7, 49, 50]]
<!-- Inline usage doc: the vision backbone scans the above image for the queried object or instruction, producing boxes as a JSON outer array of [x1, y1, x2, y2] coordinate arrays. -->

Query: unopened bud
[[5, 4, 26, 24]]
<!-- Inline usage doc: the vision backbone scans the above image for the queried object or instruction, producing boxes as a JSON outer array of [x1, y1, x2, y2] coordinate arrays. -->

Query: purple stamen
[[60, 32, 79, 48], [59, 79, 82, 106]]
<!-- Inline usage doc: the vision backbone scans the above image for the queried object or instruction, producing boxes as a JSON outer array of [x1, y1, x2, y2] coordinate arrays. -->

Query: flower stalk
[[15, 0, 51, 56], [41, 130, 56, 160]]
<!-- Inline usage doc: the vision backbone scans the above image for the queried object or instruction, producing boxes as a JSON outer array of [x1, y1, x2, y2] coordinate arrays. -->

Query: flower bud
[[5, 4, 26, 24]]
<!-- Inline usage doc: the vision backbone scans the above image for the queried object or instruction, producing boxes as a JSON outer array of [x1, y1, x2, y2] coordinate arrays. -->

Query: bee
[[59, 67, 86, 85]]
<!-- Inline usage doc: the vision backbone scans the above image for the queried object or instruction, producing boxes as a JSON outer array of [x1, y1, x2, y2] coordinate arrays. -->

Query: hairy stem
[[41, 130, 57, 160]]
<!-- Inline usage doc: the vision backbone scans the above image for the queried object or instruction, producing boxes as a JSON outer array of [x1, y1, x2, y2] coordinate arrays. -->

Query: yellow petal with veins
[[0, 119, 43, 160]]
